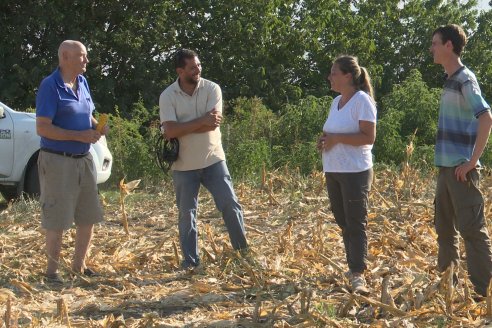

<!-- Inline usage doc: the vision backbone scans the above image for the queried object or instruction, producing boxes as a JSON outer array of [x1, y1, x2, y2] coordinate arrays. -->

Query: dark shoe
[[475, 290, 487, 298], [45, 273, 64, 284], [83, 268, 99, 277], [472, 294, 486, 303], [239, 250, 259, 266], [351, 274, 370, 295], [238, 247, 250, 257], [187, 263, 205, 275]]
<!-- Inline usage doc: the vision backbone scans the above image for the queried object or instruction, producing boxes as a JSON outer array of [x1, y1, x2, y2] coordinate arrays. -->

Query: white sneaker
[[351, 273, 370, 295]]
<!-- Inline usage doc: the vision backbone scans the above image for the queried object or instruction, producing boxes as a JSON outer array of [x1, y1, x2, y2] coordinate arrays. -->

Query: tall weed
[[223, 96, 331, 180], [105, 101, 164, 187], [223, 97, 278, 180]]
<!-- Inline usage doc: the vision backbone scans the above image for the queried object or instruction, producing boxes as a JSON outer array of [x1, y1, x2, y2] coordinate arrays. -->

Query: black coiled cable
[[155, 135, 179, 172]]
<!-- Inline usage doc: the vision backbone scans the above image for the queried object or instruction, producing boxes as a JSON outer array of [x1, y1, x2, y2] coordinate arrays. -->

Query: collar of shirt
[[172, 77, 204, 97], [443, 65, 465, 81], [54, 67, 83, 91]]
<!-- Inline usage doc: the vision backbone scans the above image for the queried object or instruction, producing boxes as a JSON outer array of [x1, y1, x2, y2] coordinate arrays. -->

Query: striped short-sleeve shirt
[[435, 66, 490, 167]]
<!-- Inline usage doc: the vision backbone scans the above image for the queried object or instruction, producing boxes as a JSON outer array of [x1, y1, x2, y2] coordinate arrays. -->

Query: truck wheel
[[24, 162, 40, 198], [0, 185, 18, 202]]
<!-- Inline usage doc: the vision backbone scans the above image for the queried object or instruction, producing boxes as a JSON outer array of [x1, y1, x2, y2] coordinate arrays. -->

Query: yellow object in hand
[[96, 114, 108, 133]]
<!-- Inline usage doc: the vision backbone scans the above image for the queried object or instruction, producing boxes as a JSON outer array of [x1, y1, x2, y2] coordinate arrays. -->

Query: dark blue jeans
[[325, 169, 373, 274], [172, 161, 248, 268]]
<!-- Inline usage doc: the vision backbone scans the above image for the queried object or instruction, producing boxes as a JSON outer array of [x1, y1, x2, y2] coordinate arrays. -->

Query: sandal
[[45, 273, 64, 284], [83, 267, 100, 277]]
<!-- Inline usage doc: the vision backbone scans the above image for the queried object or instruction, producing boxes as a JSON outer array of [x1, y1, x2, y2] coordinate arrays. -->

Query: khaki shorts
[[38, 151, 104, 230]]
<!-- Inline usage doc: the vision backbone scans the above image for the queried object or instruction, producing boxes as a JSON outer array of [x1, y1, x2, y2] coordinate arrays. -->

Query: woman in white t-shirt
[[317, 55, 377, 295]]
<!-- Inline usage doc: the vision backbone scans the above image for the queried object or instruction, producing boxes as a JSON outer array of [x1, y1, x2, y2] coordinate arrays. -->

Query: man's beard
[[185, 75, 199, 85]]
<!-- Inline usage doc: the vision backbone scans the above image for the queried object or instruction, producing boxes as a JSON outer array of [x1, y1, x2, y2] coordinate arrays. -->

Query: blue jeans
[[172, 161, 248, 268]]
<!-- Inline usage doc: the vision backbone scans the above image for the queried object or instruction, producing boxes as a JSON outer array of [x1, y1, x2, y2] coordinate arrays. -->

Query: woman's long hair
[[334, 55, 374, 100]]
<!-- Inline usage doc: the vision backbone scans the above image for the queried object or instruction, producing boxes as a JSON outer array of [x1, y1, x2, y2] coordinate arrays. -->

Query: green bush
[[226, 139, 271, 180], [375, 69, 441, 165], [480, 140, 492, 167], [272, 141, 321, 175], [411, 144, 435, 168], [222, 97, 278, 180], [374, 110, 406, 165], [223, 96, 331, 180], [272, 96, 331, 175], [104, 101, 164, 187], [276, 96, 332, 145], [101, 74, 465, 185]]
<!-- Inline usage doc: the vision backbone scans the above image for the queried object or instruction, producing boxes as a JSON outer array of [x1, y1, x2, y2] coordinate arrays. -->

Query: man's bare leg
[[72, 224, 94, 273], [46, 229, 63, 275]]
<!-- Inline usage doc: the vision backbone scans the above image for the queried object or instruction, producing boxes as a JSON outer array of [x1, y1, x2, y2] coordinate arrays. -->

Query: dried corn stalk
[[119, 178, 141, 235]]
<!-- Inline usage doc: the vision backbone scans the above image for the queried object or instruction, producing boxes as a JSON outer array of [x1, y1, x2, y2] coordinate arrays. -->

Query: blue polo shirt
[[36, 68, 95, 154]]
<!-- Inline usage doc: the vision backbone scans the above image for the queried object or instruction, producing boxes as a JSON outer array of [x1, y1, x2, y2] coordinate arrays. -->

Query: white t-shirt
[[322, 91, 377, 173], [159, 78, 225, 171]]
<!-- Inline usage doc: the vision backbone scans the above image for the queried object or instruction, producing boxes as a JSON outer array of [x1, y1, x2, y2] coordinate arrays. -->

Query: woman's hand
[[317, 133, 337, 152]]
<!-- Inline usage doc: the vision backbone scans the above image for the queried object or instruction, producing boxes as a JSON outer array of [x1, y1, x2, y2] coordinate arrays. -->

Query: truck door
[[0, 105, 14, 178]]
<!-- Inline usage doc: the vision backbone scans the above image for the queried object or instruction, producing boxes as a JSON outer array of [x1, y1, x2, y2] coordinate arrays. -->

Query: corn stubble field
[[2, 163, 492, 327]]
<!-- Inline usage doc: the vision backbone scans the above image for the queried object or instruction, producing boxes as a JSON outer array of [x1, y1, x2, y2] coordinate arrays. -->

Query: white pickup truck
[[0, 101, 113, 201]]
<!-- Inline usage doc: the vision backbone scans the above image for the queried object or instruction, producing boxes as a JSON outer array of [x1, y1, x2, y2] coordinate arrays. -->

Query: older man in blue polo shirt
[[36, 40, 107, 283]]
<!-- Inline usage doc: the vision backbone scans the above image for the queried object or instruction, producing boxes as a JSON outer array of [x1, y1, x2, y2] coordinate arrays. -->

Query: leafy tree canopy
[[0, 0, 488, 115]]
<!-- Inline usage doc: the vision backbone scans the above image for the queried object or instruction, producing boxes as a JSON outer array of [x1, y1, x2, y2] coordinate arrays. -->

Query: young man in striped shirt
[[430, 24, 492, 298]]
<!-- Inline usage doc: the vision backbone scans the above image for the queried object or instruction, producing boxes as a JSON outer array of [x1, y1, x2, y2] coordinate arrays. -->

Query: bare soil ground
[[1, 166, 492, 327]]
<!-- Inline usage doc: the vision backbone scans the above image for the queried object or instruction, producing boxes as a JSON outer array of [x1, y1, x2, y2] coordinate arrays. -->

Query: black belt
[[41, 148, 88, 158]]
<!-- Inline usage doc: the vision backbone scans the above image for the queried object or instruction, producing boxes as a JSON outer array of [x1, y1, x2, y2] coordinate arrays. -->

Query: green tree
[[170, 0, 309, 111], [465, 8, 492, 100], [0, 0, 488, 117], [375, 69, 441, 165], [352, 0, 479, 97], [0, 1, 176, 114]]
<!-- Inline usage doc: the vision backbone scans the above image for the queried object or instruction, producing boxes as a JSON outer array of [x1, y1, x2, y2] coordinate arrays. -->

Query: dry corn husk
[[1, 163, 492, 326]]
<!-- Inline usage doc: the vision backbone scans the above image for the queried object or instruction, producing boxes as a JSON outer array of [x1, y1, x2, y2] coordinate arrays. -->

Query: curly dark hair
[[174, 49, 198, 69]]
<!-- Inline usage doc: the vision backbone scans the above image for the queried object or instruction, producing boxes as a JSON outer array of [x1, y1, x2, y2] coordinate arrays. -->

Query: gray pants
[[435, 167, 492, 296], [325, 169, 373, 274]]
